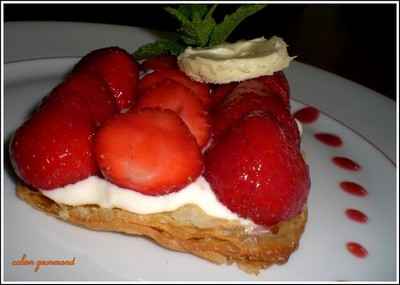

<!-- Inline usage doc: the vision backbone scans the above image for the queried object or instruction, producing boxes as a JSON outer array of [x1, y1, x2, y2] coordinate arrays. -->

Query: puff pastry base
[[16, 183, 307, 274]]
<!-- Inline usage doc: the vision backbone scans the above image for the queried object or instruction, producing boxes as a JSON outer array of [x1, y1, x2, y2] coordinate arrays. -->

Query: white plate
[[3, 58, 396, 281]]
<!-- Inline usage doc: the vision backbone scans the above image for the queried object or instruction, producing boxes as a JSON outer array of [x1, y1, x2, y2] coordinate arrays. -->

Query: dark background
[[4, 3, 397, 100]]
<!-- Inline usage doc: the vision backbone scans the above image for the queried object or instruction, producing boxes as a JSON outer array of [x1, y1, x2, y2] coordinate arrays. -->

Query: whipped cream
[[39, 176, 254, 226], [178, 36, 294, 84], [295, 119, 303, 137]]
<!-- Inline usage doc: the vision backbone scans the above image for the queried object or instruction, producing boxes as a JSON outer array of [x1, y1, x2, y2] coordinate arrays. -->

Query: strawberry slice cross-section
[[95, 109, 204, 195]]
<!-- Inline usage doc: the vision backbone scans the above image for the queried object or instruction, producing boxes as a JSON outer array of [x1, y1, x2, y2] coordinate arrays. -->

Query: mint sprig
[[134, 39, 185, 59], [164, 5, 217, 47], [133, 4, 267, 60], [208, 4, 267, 46]]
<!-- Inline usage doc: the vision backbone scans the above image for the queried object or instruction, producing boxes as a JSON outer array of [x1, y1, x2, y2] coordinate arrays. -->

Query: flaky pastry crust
[[16, 183, 307, 274]]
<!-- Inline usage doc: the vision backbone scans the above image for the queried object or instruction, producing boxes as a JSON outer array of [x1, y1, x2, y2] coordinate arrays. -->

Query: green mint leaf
[[205, 4, 218, 20], [164, 6, 198, 45], [176, 5, 192, 19], [192, 12, 216, 46], [180, 34, 198, 46], [190, 4, 209, 21], [133, 39, 185, 60], [209, 4, 267, 46], [164, 6, 193, 28], [133, 4, 267, 59], [166, 5, 216, 47]]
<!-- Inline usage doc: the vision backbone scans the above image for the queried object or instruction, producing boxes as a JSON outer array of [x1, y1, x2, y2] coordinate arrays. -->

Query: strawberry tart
[[11, 36, 310, 274]]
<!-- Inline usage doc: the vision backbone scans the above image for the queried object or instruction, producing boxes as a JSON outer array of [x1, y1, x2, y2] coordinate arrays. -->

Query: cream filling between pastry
[[40, 176, 255, 226]]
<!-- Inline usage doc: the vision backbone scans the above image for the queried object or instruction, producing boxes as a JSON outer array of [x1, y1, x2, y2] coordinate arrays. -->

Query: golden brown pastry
[[16, 183, 307, 275]]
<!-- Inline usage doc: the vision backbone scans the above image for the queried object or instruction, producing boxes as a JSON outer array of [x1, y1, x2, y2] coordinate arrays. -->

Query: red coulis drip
[[346, 242, 368, 258], [293, 106, 320, 124], [332, 156, 361, 171], [345, 209, 368, 223], [314, 133, 343, 147], [340, 181, 368, 197]]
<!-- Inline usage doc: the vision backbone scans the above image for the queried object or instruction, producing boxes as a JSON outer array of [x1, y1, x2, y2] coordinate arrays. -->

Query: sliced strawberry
[[209, 82, 238, 110], [212, 92, 300, 147], [135, 80, 211, 148], [255, 71, 290, 107], [138, 69, 211, 108], [41, 72, 117, 127], [95, 109, 203, 195], [142, 55, 178, 71], [10, 106, 98, 190], [227, 79, 270, 101], [205, 111, 310, 226], [74, 47, 139, 111]]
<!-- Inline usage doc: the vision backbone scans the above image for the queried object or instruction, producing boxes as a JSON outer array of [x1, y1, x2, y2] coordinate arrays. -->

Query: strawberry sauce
[[340, 181, 368, 197], [314, 133, 343, 147], [345, 209, 368, 223], [332, 156, 361, 171], [346, 242, 368, 258], [293, 106, 320, 124]]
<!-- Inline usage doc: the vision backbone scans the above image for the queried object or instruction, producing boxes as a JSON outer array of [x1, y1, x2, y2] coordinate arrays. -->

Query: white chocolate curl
[[178, 36, 295, 84]]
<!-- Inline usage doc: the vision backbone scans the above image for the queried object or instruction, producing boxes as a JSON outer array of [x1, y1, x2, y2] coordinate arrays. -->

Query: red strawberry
[[41, 72, 117, 127], [138, 69, 211, 108], [94, 109, 203, 195], [135, 80, 210, 148], [142, 55, 178, 71], [205, 111, 310, 226], [74, 47, 139, 111], [226, 79, 270, 101], [209, 82, 238, 110], [255, 71, 290, 107], [212, 92, 300, 147], [10, 106, 98, 190]]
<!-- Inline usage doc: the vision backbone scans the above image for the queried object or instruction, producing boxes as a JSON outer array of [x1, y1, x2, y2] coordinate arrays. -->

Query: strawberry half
[[255, 71, 290, 107], [212, 92, 300, 147], [41, 72, 117, 127], [135, 80, 211, 148], [205, 111, 310, 227], [74, 47, 139, 111], [138, 69, 211, 108], [10, 106, 98, 190], [142, 55, 178, 71], [94, 109, 203, 195], [209, 82, 238, 110]]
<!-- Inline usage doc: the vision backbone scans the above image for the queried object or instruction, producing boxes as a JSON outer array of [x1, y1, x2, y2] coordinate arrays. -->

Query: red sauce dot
[[314, 133, 343, 147], [340, 181, 368, 197], [332, 156, 361, 171], [345, 209, 368, 223], [346, 242, 368, 258], [293, 106, 320, 124]]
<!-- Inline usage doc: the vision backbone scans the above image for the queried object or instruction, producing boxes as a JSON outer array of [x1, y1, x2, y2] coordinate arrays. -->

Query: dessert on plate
[[10, 4, 310, 274]]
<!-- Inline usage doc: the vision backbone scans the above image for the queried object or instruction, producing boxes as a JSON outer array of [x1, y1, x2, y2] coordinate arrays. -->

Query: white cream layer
[[39, 176, 254, 226]]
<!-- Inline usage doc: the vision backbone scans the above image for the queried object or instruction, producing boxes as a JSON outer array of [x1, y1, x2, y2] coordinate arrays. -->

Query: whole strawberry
[[205, 111, 310, 226], [41, 72, 117, 127], [212, 92, 300, 147], [10, 106, 98, 190], [141, 55, 178, 71], [74, 47, 139, 111], [256, 71, 290, 107]]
